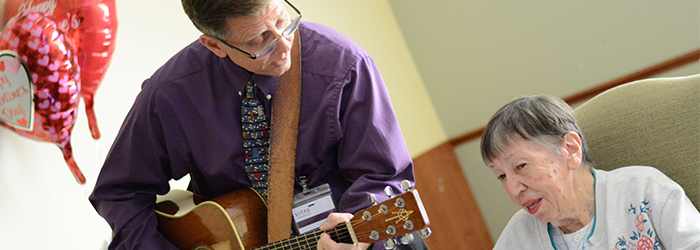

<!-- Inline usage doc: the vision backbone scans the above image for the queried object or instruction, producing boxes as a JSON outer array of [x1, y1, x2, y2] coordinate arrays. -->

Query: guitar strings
[[346, 206, 412, 243], [255, 223, 355, 249], [316, 205, 414, 245], [253, 206, 412, 249], [254, 228, 348, 250]]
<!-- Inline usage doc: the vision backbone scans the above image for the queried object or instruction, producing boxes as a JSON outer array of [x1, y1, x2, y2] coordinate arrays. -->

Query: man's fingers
[[320, 213, 353, 231], [317, 213, 370, 250], [317, 232, 371, 250], [317, 233, 333, 250]]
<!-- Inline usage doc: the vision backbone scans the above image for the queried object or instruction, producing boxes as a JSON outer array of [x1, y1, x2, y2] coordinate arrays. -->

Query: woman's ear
[[199, 34, 228, 58], [563, 131, 583, 170]]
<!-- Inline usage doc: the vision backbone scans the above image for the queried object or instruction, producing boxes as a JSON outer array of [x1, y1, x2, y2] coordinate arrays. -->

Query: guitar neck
[[253, 223, 353, 250], [156, 188, 429, 250]]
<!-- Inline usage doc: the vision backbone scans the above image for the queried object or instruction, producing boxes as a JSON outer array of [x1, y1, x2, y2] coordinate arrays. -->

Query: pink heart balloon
[[3, 0, 118, 140], [0, 12, 84, 184]]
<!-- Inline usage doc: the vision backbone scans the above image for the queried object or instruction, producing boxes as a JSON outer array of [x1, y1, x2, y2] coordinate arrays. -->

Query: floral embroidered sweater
[[493, 166, 700, 250]]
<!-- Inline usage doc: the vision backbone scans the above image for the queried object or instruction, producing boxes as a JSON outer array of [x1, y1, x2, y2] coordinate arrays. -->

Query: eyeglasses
[[216, 0, 301, 60]]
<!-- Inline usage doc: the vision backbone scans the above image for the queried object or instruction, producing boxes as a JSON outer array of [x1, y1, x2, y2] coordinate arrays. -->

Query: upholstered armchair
[[574, 74, 700, 210]]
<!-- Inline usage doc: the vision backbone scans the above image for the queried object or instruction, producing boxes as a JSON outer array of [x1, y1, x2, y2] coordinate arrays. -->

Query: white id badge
[[292, 183, 336, 235]]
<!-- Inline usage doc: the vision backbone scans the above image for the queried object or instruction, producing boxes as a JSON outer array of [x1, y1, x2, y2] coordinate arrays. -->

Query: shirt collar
[[220, 56, 279, 99], [252, 74, 280, 99]]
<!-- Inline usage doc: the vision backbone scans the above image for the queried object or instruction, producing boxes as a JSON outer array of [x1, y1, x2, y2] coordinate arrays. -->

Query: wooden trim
[[564, 49, 700, 104], [448, 127, 484, 148], [449, 48, 700, 147], [413, 142, 494, 249]]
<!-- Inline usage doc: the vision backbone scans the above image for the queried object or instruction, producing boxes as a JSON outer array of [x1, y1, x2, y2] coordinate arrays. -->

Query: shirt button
[[574, 235, 582, 242], [267, 94, 272, 100]]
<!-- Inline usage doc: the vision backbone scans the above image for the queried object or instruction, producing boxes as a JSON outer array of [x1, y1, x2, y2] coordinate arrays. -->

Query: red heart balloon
[[0, 11, 84, 184], [3, 0, 118, 139], [68, 0, 118, 140]]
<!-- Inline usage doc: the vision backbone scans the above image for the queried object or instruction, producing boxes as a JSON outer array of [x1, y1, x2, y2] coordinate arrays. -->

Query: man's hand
[[317, 213, 371, 250]]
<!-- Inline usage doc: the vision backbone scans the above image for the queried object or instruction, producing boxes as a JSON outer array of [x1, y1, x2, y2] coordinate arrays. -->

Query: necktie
[[242, 78, 271, 199]]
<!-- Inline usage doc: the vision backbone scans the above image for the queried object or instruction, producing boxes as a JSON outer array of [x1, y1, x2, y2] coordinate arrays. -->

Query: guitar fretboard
[[253, 223, 354, 250]]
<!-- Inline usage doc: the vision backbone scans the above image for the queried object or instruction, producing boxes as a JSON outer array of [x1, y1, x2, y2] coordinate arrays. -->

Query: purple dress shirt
[[89, 22, 415, 249]]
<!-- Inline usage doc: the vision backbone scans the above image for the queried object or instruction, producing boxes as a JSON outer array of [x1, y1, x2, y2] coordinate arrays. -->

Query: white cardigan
[[493, 166, 700, 250]]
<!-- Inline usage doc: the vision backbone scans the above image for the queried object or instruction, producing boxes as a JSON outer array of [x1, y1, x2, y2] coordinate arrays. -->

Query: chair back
[[574, 74, 700, 209]]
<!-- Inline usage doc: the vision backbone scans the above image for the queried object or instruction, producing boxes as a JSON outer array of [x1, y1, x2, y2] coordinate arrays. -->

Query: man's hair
[[480, 95, 593, 167], [181, 0, 270, 39]]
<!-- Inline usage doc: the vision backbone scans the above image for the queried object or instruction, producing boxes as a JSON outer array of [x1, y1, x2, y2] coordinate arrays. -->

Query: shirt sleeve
[[89, 82, 181, 250], [313, 53, 418, 250], [655, 181, 700, 249], [333, 54, 416, 215]]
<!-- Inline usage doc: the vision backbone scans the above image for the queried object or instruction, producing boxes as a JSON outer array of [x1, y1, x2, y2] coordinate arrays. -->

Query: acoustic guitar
[[155, 187, 431, 250]]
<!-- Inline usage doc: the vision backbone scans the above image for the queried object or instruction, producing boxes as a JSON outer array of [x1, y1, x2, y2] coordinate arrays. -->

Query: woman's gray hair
[[181, 0, 271, 39], [480, 95, 593, 168]]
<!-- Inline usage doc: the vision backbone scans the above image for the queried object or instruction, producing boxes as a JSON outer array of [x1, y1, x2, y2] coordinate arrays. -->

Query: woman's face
[[487, 136, 579, 225]]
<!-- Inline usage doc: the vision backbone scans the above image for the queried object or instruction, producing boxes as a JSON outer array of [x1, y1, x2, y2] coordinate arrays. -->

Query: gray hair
[[480, 95, 593, 168], [181, 0, 271, 39]]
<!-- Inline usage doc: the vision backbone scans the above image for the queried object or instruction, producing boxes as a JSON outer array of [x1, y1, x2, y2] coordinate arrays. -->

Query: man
[[89, 0, 427, 249]]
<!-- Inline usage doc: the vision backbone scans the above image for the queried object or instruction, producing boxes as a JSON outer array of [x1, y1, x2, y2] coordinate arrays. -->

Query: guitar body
[[157, 187, 431, 250], [155, 189, 268, 250]]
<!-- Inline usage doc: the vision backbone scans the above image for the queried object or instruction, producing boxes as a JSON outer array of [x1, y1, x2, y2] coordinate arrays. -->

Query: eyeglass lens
[[253, 3, 300, 59]]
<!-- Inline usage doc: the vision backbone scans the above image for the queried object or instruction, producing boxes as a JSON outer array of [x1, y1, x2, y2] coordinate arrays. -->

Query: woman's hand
[[317, 213, 371, 250]]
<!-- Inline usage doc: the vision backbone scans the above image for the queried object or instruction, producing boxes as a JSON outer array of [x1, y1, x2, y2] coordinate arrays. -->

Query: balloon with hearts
[[0, 11, 85, 184], [3, 0, 118, 140]]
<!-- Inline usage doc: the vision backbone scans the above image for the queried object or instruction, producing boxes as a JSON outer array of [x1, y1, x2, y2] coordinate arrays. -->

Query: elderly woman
[[480, 95, 700, 249]]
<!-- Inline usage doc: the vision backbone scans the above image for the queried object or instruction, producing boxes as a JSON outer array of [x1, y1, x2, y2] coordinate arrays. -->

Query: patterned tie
[[242, 78, 271, 199]]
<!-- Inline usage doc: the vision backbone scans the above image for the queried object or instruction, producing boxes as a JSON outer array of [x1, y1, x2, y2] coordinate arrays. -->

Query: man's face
[[219, 0, 294, 76]]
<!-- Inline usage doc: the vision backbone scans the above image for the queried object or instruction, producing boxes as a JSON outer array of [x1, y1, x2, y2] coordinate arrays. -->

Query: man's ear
[[563, 131, 583, 170], [199, 34, 228, 58]]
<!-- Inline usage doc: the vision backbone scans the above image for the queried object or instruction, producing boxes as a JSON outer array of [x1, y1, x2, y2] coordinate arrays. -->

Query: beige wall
[[294, 0, 447, 157], [388, 0, 700, 241], [0, 0, 442, 248]]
